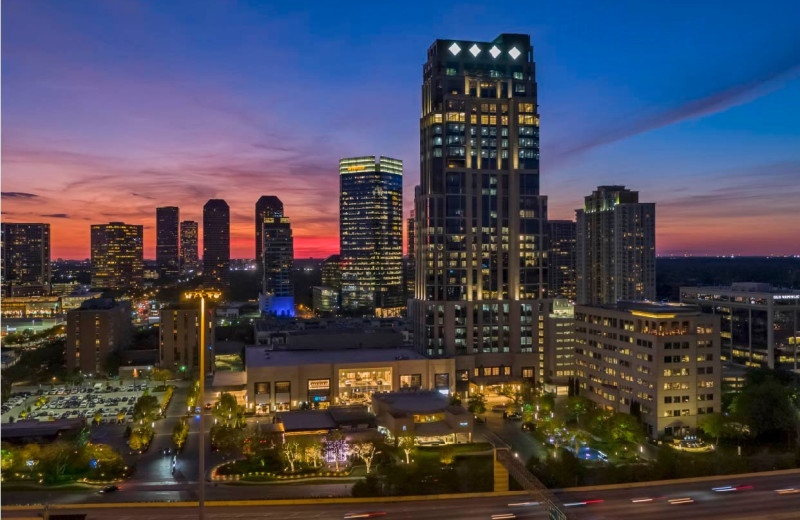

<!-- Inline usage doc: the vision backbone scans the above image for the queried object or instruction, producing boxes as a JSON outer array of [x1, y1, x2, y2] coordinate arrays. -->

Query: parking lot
[[2, 381, 149, 425]]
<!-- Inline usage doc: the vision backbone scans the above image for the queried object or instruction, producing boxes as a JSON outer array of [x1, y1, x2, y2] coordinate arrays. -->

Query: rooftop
[[372, 391, 452, 414], [77, 298, 122, 311], [682, 283, 800, 296], [615, 301, 701, 317], [246, 347, 425, 369]]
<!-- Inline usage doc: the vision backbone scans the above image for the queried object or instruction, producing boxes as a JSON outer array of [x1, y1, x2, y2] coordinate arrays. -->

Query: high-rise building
[[576, 186, 655, 306], [1, 223, 51, 296], [542, 298, 577, 386], [156, 207, 180, 281], [260, 214, 295, 317], [680, 283, 800, 371], [547, 220, 576, 300], [90, 222, 144, 289], [203, 199, 230, 290], [339, 156, 403, 317], [179, 220, 199, 275], [404, 212, 416, 303], [574, 302, 721, 438], [159, 305, 215, 376], [321, 254, 342, 290], [66, 298, 131, 375], [410, 33, 548, 382], [255, 196, 285, 271]]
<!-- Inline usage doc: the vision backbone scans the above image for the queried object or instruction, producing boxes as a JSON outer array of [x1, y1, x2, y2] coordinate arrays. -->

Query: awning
[[414, 421, 454, 437]]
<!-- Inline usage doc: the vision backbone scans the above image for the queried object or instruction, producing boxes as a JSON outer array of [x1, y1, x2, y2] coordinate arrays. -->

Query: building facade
[[90, 222, 144, 290], [156, 207, 180, 281], [547, 220, 576, 301], [179, 220, 199, 275], [159, 306, 215, 375], [680, 283, 800, 371], [576, 186, 655, 306], [574, 302, 721, 438], [203, 199, 230, 290], [339, 156, 404, 317], [255, 196, 284, 275], [542, 298, 576, 387], [409, 34, 547, 383], [261, 215, 295, 317], [312, 286, 339, 316], [1, 223, 51, 296], [66, 298, 131, 374]]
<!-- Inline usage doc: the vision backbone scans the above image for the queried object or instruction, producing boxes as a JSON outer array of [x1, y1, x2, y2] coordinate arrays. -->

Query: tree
[[132, 395, 160, 421], [173, 417, 189, 449], [698, 413, 727, 445], [732, 376, 797, 442], [351, 442, 379, 474], [467, 393, 487, 415], [566, 396, 590, 426], [117, 410, 125, 424], [93, 412, 103, 425], [281, 441, 303, 473], [399, 433, 416, 465], [449, 396, 462, 407], [213, 392, 242, 428], [303, 438, 323, 468], [152, 368, 173, 385], [324, 429, 348, 471], [608, 413, 645, 445]]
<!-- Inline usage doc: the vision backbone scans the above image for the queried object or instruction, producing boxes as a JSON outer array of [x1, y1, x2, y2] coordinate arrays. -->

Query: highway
[[3, 470, 799, 519]]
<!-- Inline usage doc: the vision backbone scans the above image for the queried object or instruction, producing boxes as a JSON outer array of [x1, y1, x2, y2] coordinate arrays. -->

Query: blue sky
[[3, 0, 799, 257]]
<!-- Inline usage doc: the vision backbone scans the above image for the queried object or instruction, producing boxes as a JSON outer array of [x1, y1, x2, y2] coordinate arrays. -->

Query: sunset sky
[[3, 0, 799, 259]]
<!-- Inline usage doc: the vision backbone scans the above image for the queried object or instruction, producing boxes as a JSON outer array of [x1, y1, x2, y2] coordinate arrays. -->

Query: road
[[3, 471, 799, 519]]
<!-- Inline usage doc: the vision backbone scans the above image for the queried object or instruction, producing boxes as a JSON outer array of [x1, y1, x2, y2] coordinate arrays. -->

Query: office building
[[159, 305, 215, 376], [321, 255, 342, 290], [405, 212, 416, 303], [255, 196, 284, 273], [542, 298, 577, 387], [90, 222, 144, 290], [260, 214, 295, 317], [547, 220, 576, 301], [156, 207, 180, 281], [339, 156, 403, 317], [1, 223, 51, 296], [576, 186, 655, 306], [203, 199, 230, 290], [179, 220, 199, 275], [680, 283, 800, 371], [409, 34, 547, 381], [66, 298, 131, 374], [574, 302, 721, 438], [312, 286, 339, 316]]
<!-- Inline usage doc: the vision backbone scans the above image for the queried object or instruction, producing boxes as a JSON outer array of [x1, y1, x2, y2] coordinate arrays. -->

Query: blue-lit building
[[339, 156, 404, 317], [260, 214, 295, 317]]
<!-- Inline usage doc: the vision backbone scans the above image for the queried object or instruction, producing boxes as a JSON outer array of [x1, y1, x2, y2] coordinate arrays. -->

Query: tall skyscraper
[[575, 186, 656, 305], [203, 199, 230, 290], [179, 220, 199, 275], [339, 156, 403, 317], [156, 206, 180, 281], [547, 220, 577, 300], [1, 223, 51, 296], [260, 214, 295, 317], [410, 34, 548, 375], [90, 222, 144, 289], [255, 196, 284, 267]]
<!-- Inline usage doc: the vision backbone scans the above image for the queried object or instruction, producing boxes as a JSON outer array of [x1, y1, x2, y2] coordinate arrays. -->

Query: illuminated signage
[[346, 165, 367, 171], [308, 379, 330, 390]]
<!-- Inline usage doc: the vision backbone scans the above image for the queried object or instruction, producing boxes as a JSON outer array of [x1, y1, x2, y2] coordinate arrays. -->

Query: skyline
[[3, 1, 800, 259]]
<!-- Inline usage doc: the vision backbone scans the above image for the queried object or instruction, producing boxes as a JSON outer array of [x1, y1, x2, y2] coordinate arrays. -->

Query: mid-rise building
[[321, 254, 342, 290], [156, 207, 180, 281], [260, 214, 294, 317], [312, 286, 339, 316], [159, 305, 215, 376], [409, 34, 547, 382], [179, 220, 199, 275], [547, 220, 576, 301], [90, 222, 144, 290], [339, 156, 403, 317], [66, 298, 131, 374], [576, 186, 655, 306], [405, 213, 416, 303], [203, 199, 230, 290], [680, 283, 800, 371], [574, 302, 720, 438], [1, 223, 51, 296], [542, 298, 577, 387], [255, 196, 284, 276]]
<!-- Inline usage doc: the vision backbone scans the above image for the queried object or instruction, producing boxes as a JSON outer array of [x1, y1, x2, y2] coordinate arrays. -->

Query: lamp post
[[183, 289, 221, 520]]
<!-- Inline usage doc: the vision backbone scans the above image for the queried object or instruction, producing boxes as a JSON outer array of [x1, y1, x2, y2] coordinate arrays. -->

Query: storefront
[[307, 378, 331, 408], [338, 367, 392, 405]]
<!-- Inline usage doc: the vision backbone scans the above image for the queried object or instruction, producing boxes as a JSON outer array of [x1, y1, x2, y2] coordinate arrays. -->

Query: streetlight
[[183, 289, 221, 520]]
